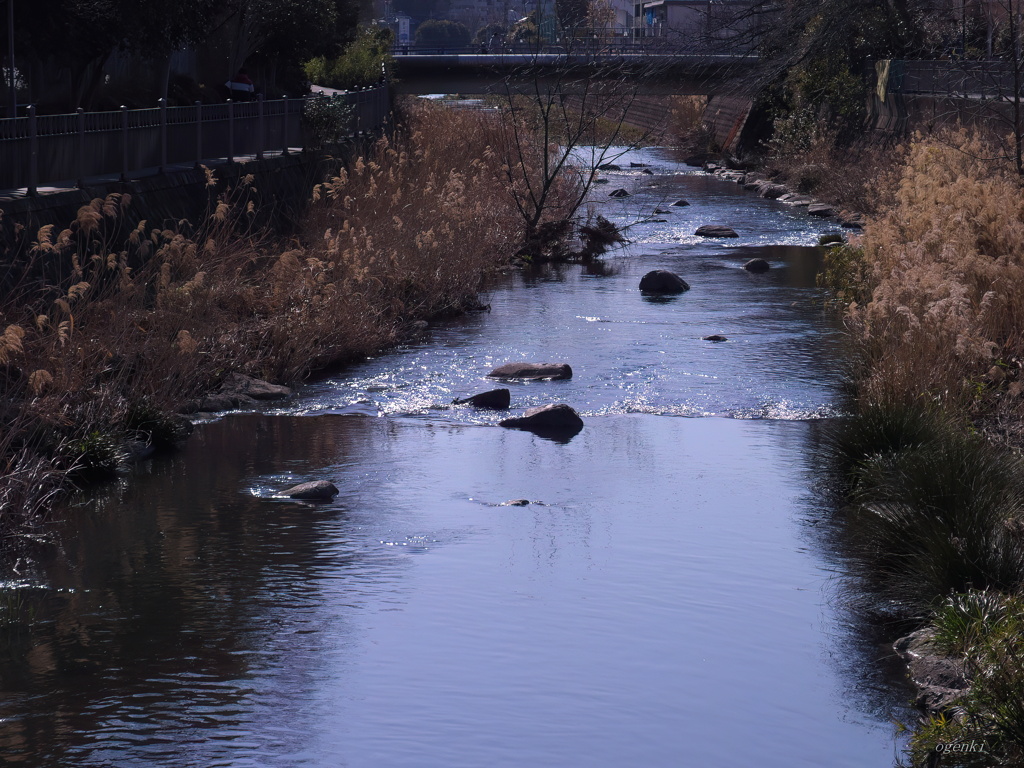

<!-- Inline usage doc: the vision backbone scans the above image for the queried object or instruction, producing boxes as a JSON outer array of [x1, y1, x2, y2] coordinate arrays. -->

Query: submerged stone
[[488, 362, 572, 380], [499, 404, 584, 436], [280, 480, 339, 501]]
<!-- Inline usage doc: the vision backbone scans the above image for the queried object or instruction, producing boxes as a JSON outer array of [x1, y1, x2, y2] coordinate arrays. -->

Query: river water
[[0, 149, 911, 767]]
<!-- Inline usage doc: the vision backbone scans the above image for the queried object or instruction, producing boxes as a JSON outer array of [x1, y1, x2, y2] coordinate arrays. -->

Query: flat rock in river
[[488, 362, 573, 380], [695, 225, 738, 238]]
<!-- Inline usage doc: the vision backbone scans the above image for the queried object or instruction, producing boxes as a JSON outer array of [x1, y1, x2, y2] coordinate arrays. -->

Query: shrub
[[304, 28, 393, 90]]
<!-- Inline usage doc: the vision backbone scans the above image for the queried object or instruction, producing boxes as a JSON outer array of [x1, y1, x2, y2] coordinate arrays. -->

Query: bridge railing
[[392, 36, 742, 57], [0, 85, 391, 195], [892, 60, 1021, 99]]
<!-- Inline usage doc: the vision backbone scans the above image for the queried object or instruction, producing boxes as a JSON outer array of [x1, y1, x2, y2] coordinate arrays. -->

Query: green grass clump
[[828, 404, 1024, 608], [932, 590, 1018, 656]]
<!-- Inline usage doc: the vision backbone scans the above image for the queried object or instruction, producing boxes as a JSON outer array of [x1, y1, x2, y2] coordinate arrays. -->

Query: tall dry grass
[[848, 129, 1024, 411], [0, 101, 536, 550]]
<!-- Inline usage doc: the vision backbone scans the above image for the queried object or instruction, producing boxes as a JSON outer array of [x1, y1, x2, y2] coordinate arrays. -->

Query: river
[[0, 148, 912, 767]]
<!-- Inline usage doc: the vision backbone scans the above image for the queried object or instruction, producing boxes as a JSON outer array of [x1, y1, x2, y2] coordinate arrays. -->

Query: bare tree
[[493, 44, 681, 259]]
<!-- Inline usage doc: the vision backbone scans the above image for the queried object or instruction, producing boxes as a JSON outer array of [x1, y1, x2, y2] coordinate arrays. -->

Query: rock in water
[[695, 225, 738, 238], [609, 188, 630, 198], [280, 480, 339, 501], [499, 404, 584, 436], [670, 199, 690, 207], [597, 163, 621, 171], [488, 362, 572, 380], [452, 388, 511, 409], [807, 203, 835, 217], [220, 372, 292, 400], [743, 258, 770, 273], [500, 499, 531, 506], [702, 335, 728, 342], [639, 270, 690, 295]]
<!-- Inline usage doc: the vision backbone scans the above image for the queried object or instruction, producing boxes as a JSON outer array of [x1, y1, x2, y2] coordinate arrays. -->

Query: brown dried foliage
[[849, 129, 1024, 412], [0, 102, 530, 549]]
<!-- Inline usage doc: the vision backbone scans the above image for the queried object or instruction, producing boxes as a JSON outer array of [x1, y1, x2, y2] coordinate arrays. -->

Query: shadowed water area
[[0, 149, 912, 766]]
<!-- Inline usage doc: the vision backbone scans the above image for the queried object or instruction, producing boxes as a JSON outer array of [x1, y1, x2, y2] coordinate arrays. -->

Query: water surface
[[0, 149, 910, 767]]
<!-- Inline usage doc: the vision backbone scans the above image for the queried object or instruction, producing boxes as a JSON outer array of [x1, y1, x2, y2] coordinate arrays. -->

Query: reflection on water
[[0, 415, 905, 767], [0, 148, 909, 767]]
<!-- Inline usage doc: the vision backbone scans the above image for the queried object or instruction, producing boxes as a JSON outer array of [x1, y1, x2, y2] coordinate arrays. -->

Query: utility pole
[[6, 0, 15, 118]]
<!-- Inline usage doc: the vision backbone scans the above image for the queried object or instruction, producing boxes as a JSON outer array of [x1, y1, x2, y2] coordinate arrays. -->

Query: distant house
[[639, 0, 755, 46]]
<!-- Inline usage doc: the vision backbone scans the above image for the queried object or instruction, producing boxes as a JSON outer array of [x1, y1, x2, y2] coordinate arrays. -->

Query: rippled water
[[0, 149, 911, 767]]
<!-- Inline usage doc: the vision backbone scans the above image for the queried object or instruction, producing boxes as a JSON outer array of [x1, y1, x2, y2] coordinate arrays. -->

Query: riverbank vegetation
[[0, 101, 575, 554], [817, 128, 1024, 765], [303, 27, 394, 91]]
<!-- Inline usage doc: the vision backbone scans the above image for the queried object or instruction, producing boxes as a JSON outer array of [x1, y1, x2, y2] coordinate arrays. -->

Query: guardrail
[[0, 85, 390, 195]]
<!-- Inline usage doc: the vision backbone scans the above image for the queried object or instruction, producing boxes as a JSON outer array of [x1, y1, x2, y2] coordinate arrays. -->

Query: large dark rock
[[597, 163, 621, 171], [670, 199, 690, 207], [609, 188, 630, 198], [488, 362, 572, 380], [807, 203, 835, 217], [639, 270, 690, 295], [641, 168, 654, 175], [453, 388, 511, 409], [280, 480, 339, 501], [221, 372, 292, 400], [894, 628, 969, 713], [499, 404, 584, 436], [695, 225, 738, 238], [702, 334, 728, 342], [743, 258, 770, 273]]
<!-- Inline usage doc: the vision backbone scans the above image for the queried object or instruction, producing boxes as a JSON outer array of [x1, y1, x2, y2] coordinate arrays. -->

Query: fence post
[[194, 101, 203, 168], [257, 93, 264, 160], [227, 99, 234, 163], [27, 104, 38, 196], [76, 107, 86, 188], [120, 105, 129, 182], [158, 97, 167, 173], [282, 95, 289, 156]]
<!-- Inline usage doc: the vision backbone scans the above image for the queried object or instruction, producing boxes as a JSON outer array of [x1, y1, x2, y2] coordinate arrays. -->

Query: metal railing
[[0, 84, 391, 194], [890, 60, 1023, 100]]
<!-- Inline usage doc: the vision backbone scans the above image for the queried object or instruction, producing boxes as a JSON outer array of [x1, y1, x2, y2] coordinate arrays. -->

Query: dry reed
[[849, 128, 1024, 411], [0, 100, 540, 548]]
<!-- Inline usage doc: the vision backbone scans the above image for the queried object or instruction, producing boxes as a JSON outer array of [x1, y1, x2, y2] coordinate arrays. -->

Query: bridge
[[391, 52, 759, 96]]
